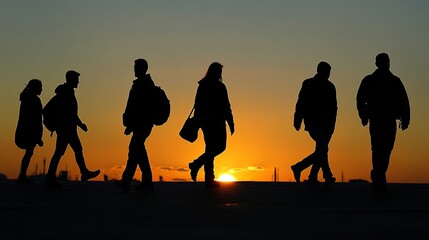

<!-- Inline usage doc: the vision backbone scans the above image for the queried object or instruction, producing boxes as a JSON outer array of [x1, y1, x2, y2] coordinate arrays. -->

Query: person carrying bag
[[179, 106, 199, 143]]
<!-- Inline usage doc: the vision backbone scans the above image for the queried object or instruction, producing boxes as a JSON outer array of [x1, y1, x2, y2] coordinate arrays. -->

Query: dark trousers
[[19, 146, 35, 177], [47, 128, 87, 178], [369, 118, 397, 185], [121, 126, 153, 185], [294, 128, 334, 180], [192, 123, 226, 182]]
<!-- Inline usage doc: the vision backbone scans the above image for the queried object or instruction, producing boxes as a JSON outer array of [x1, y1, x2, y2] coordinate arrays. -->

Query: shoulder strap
[[187, 106, 195, 118]]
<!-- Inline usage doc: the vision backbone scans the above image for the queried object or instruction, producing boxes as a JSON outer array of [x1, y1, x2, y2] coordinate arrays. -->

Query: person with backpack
[[45, 70, 100, 187], [15, 79, 44, 184], [115, 58, 169, 192], [356, 53, 410, 190], [291, 61, 337, 186], [188, 62, 235, 188]]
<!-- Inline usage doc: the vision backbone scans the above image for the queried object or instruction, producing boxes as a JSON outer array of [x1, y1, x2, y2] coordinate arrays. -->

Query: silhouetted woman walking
[[188, 62, 235, 188], [15, 79, 43, 184]]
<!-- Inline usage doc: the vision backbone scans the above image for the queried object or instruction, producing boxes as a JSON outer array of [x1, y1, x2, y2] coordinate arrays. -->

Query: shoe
[[81, 169, 100, 182], [189, 162, 198, 182], [45, 178, 62, 188], [205, 181, 220, 189], [291, 165, 301, 183], [134, 183, 154, 193], [325, 177, 336, 185], [114, 180, 130, 192], [307, 179, 321, 186]]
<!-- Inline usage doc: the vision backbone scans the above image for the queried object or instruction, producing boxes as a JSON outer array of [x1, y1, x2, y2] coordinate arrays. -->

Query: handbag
[[179, 107, 200, 143]]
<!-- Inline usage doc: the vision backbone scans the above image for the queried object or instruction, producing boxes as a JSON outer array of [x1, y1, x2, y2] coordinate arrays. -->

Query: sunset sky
[[1, 1, 429, 183]]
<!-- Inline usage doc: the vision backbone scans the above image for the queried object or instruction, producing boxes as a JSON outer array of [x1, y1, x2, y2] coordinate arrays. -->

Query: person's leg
[[203, 123, 226, 185], [68, 130, 87, 173], [46, 132, 69, 185], [19, 147, 34, 178], [136, 126, 153, 190], [370, 118, 396, 187], [291, 151, 315, 183], [308, 129, 333, 182], [121, 133, 140, 185], [69, 130, 100, 181]]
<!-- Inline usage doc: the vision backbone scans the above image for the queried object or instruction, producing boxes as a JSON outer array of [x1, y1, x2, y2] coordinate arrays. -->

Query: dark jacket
[[123, 74, 156, 129], [15, 91, 43, 149], [54, 83, 83, 130], [194, 78, 234, 127], [356, 69, 410, 124], [294, 74, 338, 132]]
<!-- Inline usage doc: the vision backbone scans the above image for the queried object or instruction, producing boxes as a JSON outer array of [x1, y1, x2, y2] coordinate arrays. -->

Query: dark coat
[[54, 83, 82, 130], [123, 74, 156, 129], [356, 69, 410, 124], [194, 78, 234, 127], [15, 91, 43, 149], [294, 74, 338, 132]]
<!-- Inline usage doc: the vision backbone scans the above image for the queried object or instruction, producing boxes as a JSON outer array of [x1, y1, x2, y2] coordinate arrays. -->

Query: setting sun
[[217, 173, 236, 182]]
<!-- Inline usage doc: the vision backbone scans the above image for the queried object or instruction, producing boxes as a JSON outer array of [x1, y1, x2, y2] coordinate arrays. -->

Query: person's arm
[[294, 82, 306, 131], [397, 78, 410, 130], [356, 76, 370, 126]]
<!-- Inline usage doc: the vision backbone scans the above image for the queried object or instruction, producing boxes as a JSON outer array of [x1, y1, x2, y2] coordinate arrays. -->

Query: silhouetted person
[[188, 62, 235, 188], [45, 70, 100, 187], [291, 61, 337, 185], [115, 58, 157, 192], [15, 79, 44, 184], [357, 53, 410, 190]]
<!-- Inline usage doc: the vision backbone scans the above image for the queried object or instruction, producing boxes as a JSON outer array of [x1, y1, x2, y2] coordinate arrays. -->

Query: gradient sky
[[1, 0, 429, 183]]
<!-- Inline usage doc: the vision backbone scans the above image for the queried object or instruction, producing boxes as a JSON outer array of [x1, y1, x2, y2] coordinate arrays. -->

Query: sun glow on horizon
[[217, 173, 236, 182]]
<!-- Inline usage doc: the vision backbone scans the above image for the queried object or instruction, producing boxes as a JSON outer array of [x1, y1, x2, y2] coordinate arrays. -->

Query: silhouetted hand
[[79, 123, 88, 132], [361, 118, 368, 127], [400, 120, 409, 131], [124, 127, 133, 135], [293, 117, 301, 131], [229, 124, 235, 135], [38, 140, 44, 147], [294, 124, 300, 131]]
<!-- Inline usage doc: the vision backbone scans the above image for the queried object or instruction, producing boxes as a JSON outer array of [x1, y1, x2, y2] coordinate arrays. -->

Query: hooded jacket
[[123, 74, 156, 129], [54, 83, 83, 130], [15, 90, 43, 148]]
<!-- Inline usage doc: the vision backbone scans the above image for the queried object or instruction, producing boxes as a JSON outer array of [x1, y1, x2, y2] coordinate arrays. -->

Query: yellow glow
[[217, 173, 236, 182]]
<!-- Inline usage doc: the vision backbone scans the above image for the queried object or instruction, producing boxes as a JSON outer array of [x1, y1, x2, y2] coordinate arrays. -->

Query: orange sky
[[1, 1, 429, 183]]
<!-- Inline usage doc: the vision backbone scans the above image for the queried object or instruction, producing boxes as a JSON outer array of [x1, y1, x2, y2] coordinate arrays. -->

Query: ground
[[1, 179, 428, 239]]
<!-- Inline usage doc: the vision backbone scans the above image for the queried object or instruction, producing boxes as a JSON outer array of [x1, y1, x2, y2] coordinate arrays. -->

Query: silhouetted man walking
[[45, 70, 100, 187], [115, 59, 156, 192], [357, 53, 410, 189], [291, 61, 337, 185]]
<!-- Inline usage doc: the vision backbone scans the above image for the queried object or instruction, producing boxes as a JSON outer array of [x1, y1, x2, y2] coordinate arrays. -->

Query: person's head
[[134, 58, 148, 78], [204, 62, 223, 81], [65, 70, 80, 88], [317, 61, 331, 79], [23, 79, 42, 95], [375, 53, 390, 70]]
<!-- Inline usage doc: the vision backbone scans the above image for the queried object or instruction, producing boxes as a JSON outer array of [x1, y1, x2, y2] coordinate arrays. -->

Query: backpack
[[151, 86, 170, 126], [42, 95, 61, 135]]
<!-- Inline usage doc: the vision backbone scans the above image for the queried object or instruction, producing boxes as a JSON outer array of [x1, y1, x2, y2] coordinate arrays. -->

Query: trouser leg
[[201, 123, 226, 182], [123, 127, 152, 185], [20, 147, 34, 177], [370, 119, 396, 184], [308, 129, 333, 180], [69, 131, 88, 174], [47, 133, 68, 179]]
